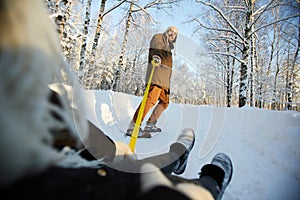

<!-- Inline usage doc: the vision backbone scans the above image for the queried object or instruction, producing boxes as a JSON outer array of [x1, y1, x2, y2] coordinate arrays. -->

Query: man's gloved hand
[[152, 55, 161, 66]]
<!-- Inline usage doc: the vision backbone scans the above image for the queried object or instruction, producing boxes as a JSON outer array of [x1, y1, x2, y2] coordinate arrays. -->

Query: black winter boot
[[170, 128, 195, 175], [199, 153, 233, 200]]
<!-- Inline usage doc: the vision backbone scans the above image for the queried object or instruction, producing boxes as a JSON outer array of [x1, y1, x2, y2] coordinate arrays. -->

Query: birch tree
[[84, 0, 129, 89], [193, 0, 299, 107], [58, 0, 74, 61], [112, 0, 183, 92], [286, 15, 300, 110], [113, 1, 135, 91], [78, 0, 92, 81], [46, 0, 84, 71], [85, 0, 109, 89]]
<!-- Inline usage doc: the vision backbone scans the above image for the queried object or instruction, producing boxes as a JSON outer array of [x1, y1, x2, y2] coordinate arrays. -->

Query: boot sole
[[125, 132, 152, 138], [144, 129, 162, 133]]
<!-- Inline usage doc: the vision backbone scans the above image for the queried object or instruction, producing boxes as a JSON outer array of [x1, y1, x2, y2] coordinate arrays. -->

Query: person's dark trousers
[[137, 142, 186, 175], [80, 121, 116, 162], [164, 163, 224, 200], [197, 164, 225, 200]]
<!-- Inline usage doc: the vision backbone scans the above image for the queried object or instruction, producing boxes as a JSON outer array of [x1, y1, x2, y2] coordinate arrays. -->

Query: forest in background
[[46, 0, 300, 110]]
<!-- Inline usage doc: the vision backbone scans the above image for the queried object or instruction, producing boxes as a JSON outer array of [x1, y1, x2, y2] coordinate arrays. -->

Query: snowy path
[[82, 90, 300, 200]]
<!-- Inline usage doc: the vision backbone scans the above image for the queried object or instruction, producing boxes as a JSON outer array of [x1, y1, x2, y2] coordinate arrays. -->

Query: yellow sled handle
[[129, 60, 158, 152]]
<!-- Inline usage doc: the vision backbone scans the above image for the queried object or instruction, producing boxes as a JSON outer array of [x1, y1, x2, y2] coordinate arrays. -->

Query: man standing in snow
[[126, 26, 178, 138]]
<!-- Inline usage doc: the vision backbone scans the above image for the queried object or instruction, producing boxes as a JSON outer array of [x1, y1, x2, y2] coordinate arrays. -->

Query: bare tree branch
[[103, 0, 127, 17], [251, 0, 275, 27], [254, 14, 300, 34], [196, 0, 244, 40], [191, 18, 239, 37], [206, 51, 245, 64]]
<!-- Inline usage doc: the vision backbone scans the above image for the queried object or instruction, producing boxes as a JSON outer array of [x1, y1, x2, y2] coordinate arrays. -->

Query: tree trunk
[[287, 16, 300, 110], [53, 0, 64, 40], [92, 0, 106, 57], [239, 0, 254, 107], [61, 0, 73, 61], [272, 55, 280, 110], [249, 13, 256, 107], [79, 0, 92, 81], [256, 67, 263, 108], [55, 0, 59, 13], [87, 0, 107, 89], [225, 41, 232, 107], [224, 0, 232, 108], [239, 41, 250, 107], [113, 1, 134, 91]]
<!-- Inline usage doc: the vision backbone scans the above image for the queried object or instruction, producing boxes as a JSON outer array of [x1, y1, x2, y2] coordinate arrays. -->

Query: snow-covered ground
[[81, 89, 300, 200]]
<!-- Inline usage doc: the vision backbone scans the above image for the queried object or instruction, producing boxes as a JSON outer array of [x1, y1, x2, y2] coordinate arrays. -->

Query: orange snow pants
[[132, 85, 169, 123]]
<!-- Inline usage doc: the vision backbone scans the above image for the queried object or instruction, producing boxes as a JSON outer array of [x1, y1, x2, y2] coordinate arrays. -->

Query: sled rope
[[129, 60, 158, 152]]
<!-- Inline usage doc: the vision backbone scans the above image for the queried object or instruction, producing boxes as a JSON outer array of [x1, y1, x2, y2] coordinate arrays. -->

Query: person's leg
[[132, 86, 162, 123], [138, 144, 182, 175], [137, 128, 195, 175], [197, 153, 233, 200], [79, 121, 116, 162], [126, 86, 161, 137], [48, 90, 117, 162], [146, 88, 169, 123], [197, 169, 223, 199], [153, 153, 232, 200]]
